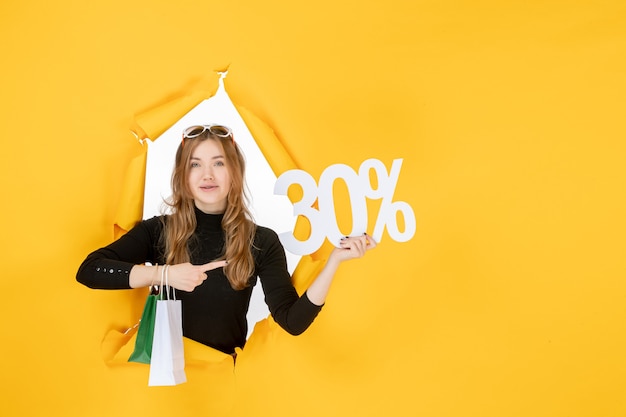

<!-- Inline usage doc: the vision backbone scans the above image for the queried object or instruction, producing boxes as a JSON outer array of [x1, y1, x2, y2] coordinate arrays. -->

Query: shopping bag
[[148, 265, 187, 386], [127, 290, 158, 364]]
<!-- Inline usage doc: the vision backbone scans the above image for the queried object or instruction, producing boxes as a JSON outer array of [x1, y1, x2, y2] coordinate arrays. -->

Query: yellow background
[[1, 1, 625, 416]]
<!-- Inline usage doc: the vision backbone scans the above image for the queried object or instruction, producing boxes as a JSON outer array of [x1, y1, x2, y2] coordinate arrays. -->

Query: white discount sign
[[274, 158, 416, 255]]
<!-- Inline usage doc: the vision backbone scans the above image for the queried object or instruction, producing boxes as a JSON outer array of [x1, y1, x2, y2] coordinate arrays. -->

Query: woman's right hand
[[166, 261, 228, 291]]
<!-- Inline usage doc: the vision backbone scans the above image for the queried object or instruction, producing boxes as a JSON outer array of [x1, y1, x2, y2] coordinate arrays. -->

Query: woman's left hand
[[330, 233, 377, 263]]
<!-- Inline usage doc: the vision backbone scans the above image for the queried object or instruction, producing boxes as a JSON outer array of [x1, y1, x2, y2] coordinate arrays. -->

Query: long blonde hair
[[164, 131, 256, 290]]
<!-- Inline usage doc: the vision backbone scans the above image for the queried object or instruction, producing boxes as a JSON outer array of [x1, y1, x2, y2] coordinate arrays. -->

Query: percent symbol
[[359, 158, 416, 243]]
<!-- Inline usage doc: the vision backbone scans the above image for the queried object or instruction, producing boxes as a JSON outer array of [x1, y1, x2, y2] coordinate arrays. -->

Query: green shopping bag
[[128, 289, 158, 364]]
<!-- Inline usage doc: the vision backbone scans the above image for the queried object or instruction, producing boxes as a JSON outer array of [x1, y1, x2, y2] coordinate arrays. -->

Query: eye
[[190, 161, 201, 168], [214, 160, 225, 167]]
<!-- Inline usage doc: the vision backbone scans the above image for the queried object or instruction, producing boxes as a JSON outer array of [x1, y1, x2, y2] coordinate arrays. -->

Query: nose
[[204, 166, 214, 180]]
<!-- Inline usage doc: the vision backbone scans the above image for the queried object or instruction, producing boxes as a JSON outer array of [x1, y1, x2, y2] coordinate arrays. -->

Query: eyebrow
[[190, 155, 225, 160]]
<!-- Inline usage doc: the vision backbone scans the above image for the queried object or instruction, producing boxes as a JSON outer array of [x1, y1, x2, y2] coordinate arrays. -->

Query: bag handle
[[158, 264, 166, 300], [164, 265, 177, 301], [159, 265, 177, 301]]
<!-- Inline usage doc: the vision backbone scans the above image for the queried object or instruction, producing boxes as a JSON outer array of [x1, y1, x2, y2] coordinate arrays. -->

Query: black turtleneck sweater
[[76, 208, 322, 354]]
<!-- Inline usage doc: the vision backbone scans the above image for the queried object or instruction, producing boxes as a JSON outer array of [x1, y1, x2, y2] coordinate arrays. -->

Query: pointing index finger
[[202, 260, 228, 272]]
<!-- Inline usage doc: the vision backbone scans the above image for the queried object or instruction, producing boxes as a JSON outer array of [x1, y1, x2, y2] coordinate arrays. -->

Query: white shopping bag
[[148, 265, 187, 386]]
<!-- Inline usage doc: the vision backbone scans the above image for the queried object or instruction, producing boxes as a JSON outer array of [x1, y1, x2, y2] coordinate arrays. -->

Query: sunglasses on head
[[182, 124, 234, 145]]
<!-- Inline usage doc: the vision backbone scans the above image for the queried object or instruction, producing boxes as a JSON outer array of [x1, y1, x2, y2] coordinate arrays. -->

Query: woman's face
[[187, 139, 232, 214]]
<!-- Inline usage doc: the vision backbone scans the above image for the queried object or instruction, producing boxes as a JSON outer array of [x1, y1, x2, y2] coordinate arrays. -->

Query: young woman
[[77, 124, 376, 355]]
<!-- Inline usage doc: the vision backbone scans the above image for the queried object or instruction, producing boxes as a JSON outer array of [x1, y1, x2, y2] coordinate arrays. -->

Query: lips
[[200, 185, 218, 191]]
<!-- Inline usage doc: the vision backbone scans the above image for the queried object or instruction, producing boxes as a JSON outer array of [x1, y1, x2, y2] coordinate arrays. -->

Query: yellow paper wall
[[1, 1, 625, 416]]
